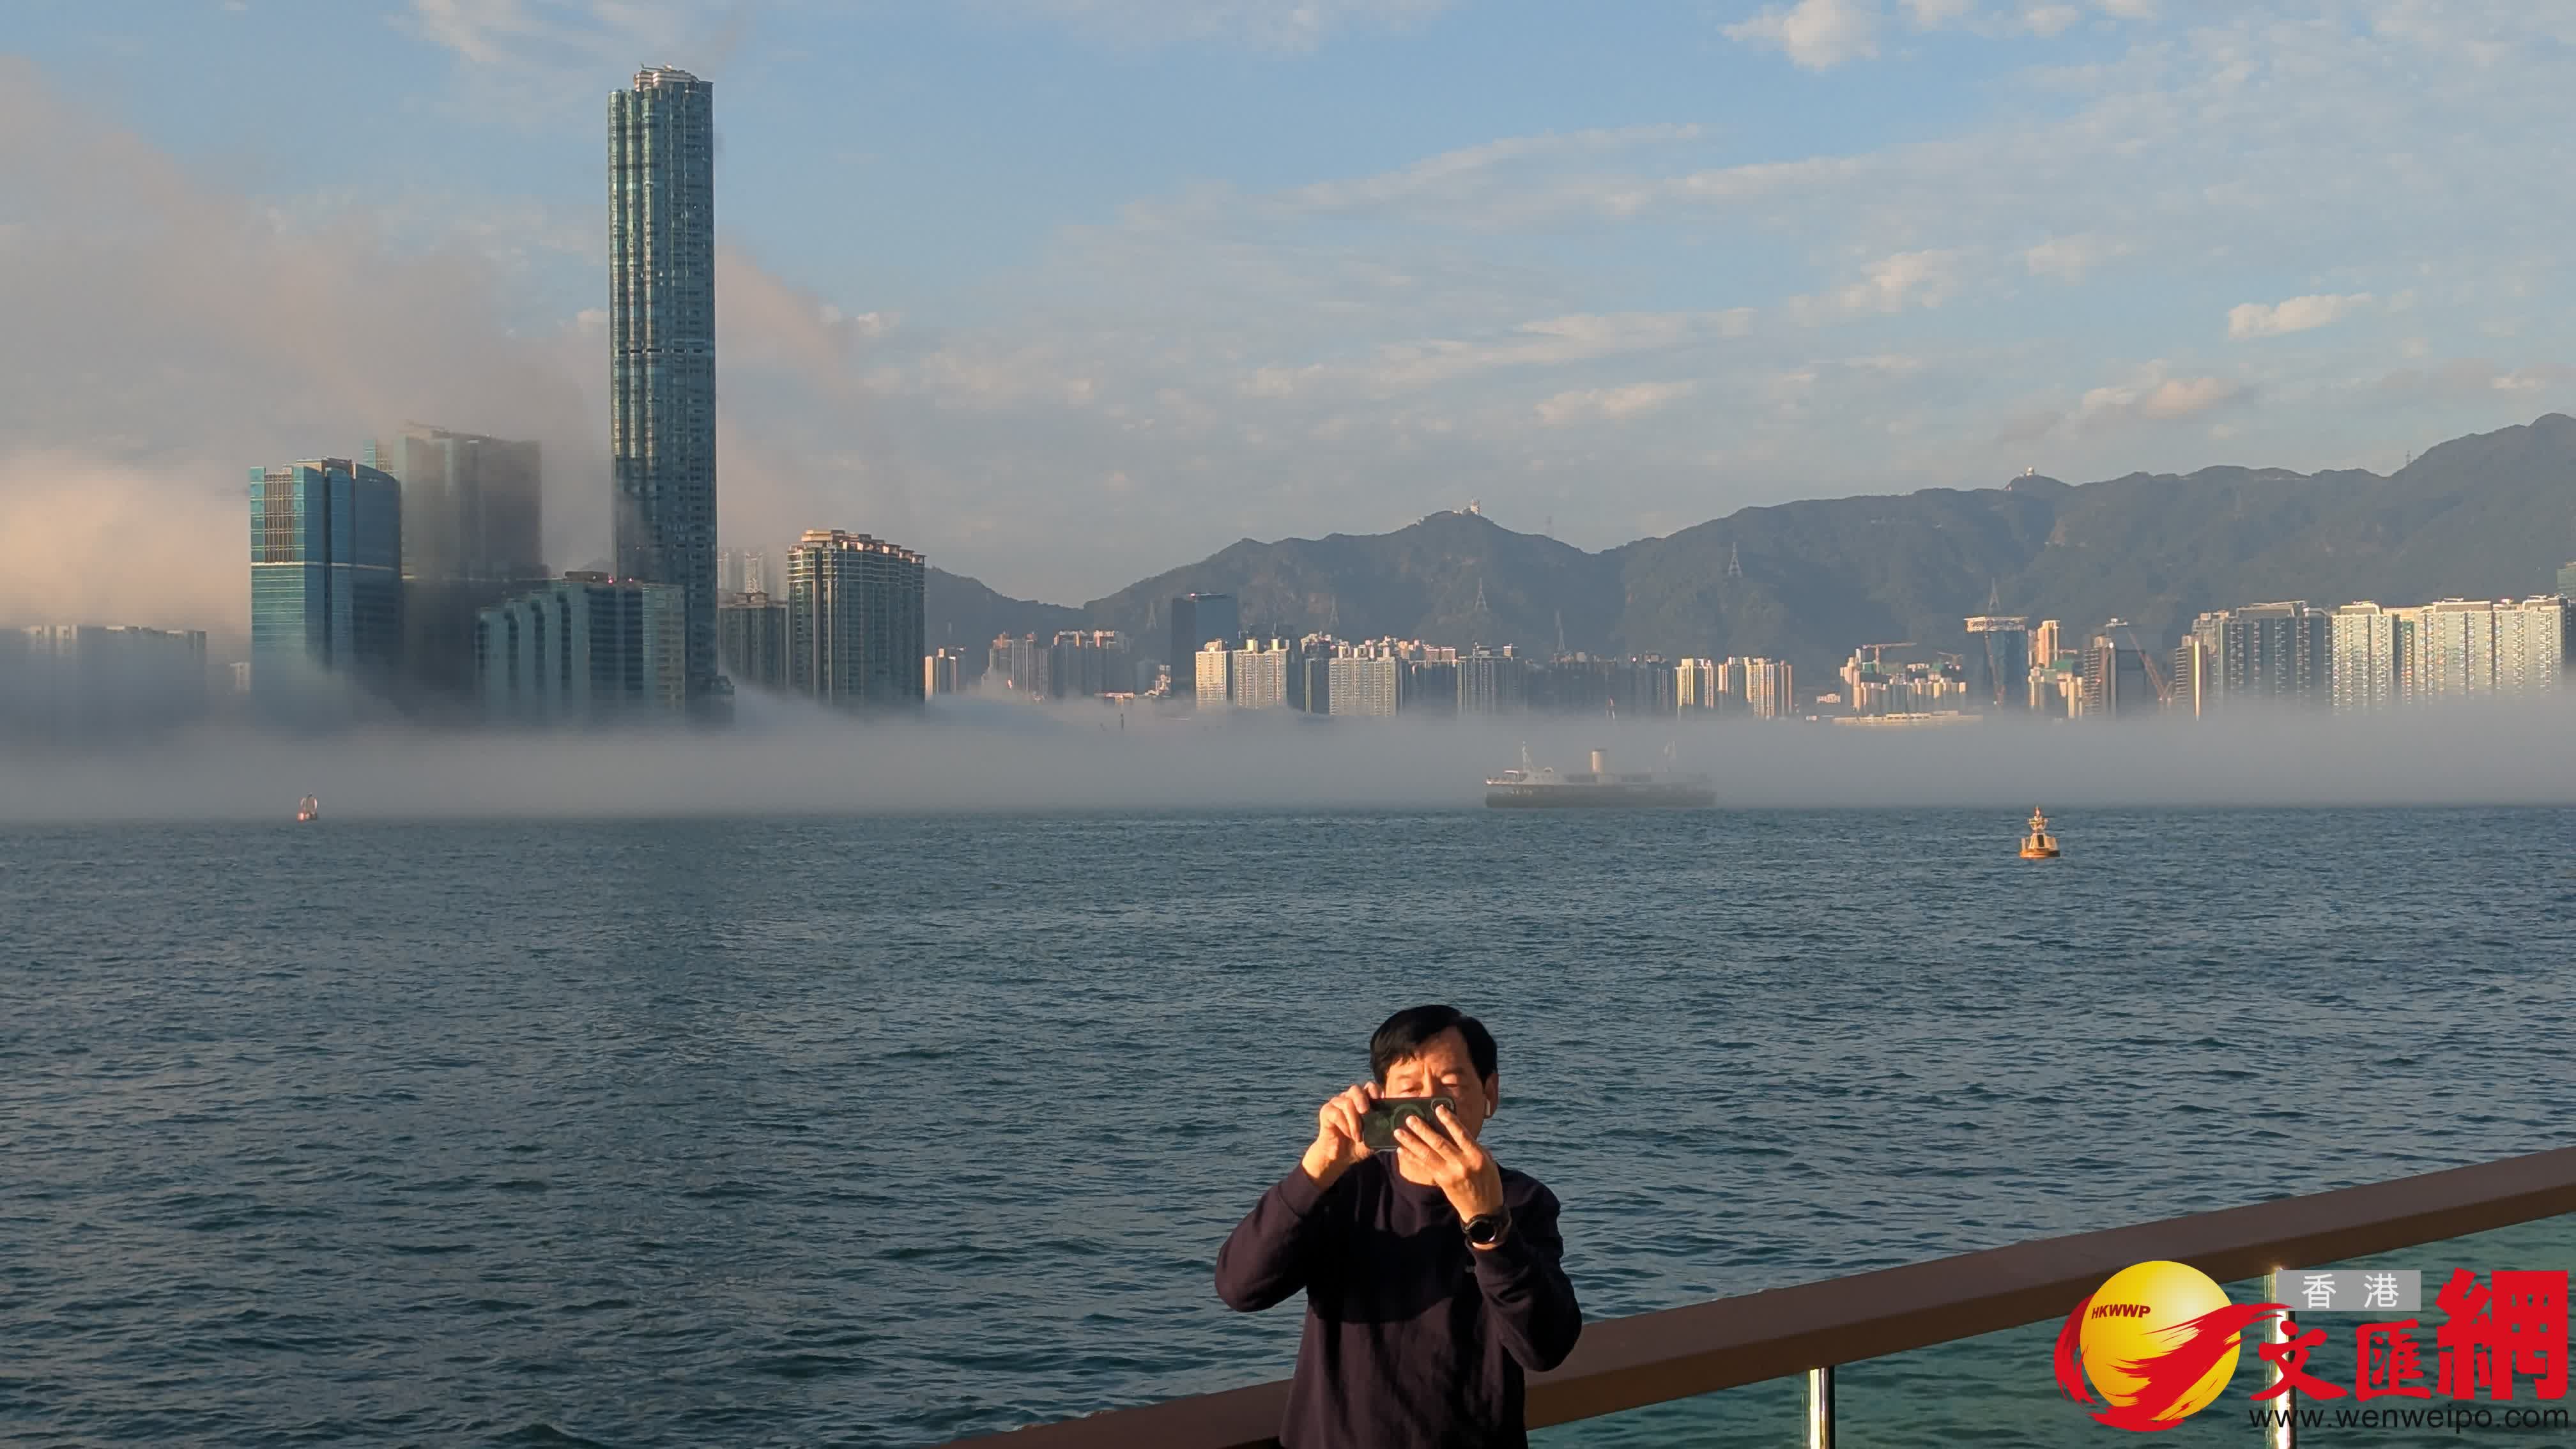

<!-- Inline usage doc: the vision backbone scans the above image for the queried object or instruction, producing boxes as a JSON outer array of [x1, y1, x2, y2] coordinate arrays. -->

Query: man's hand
[[1300, 1082, 1378, 1189], [1397, 1103, 1506, 1231]]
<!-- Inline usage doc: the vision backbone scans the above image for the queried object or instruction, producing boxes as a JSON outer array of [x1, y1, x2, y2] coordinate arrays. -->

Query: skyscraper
[[784, 529, 928, 709], [610, 66, 717, 700], [250, 457, 402, 715], [370, 425, 546, 709], [2082, 622, 2161, 718], [1167, 593, 1239, 695], [1963, 616, 2031, 710]]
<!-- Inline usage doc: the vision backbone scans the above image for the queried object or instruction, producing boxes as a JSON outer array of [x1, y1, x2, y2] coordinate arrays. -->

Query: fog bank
[[5, 696, 2576, 825]]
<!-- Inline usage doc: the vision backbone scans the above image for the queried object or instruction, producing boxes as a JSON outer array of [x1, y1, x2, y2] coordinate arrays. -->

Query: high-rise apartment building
[[369, 425, 546, 709], [784, 529, 928, 709], [1326, 655, 1399, 717], [2195, 601, 2330, 709], [475, 572, 686, 723], [1744, 658, 1794, 719], [1457, 648, 1526, 715], [1168, 593, 1239, 695], [1227, 640, 1291, 709], [989, 632, 1048, 696], [1676, 658, 1731, 712], [2330, 602, 2404, 712], [2412, 599, 2496, 699], [2492, 596, 2570, 698], [2171, 636, 2207, 717], [718, 590, 788, 691], [924, 647, 969, 696], [610, 66, 718, 699], [1048, 631, 1129, 698], [1193, 641, 1230, 704], [250, 457, 402, 714], [1963, 617, 2031, 710]]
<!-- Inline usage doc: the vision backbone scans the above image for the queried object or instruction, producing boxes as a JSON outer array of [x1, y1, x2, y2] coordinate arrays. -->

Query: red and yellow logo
[[2054, 1261, 2280, 1430]]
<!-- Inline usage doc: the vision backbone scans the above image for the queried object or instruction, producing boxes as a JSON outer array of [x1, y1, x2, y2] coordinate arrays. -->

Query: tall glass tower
[[249, 458, 402, 717], [609, 65, 717, 700]]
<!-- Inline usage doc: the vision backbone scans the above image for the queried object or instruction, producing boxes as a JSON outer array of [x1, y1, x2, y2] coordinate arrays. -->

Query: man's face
[[1378, 1027, 1497, 1140]]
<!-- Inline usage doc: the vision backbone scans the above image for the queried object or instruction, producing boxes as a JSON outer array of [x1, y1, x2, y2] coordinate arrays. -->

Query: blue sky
[[3, 0, 2572, 620]]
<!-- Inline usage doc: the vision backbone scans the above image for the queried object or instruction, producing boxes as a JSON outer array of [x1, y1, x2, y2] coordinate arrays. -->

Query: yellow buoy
[[2020, 807, 2059, 859]]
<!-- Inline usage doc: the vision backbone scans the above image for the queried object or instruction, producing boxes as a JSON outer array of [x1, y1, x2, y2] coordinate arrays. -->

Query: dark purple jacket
[[1215, 1154, 1583, 1448]]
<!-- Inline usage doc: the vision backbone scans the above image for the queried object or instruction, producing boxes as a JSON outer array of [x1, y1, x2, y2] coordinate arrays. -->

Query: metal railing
[[940, 1146, 2576, 1448]]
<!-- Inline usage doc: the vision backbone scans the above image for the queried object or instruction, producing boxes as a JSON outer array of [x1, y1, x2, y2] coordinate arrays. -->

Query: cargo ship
[[1485, 747, 1715, 809]]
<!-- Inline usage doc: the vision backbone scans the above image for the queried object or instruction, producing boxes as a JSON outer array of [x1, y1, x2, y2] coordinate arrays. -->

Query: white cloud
[[2020, 3, 2081, 36], [2095, 0, 2155, 17], [402, 0, 753, 119], [1799, 249, 1967, 318], [2078, 364, 2248, 426], [1899, 0, 1973, 27], [2023, 233, 2128, 282], [1726, 0, 1881, 71], [976, 0, 1455, 53], [1534, 381, 1697, 427], [2227, 293, 2373, 340], [1245, 311, 1751, 397], [406, 0, 732, 72], [1275, 125, 1706, 221]]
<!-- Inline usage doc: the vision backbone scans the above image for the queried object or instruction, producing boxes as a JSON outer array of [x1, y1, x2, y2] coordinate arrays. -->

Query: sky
[[4, 0, 2573, 629]]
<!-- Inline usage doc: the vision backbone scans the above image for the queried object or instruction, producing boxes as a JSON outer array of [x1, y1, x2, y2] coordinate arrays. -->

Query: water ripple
[[1, 807, 2571, 1446]]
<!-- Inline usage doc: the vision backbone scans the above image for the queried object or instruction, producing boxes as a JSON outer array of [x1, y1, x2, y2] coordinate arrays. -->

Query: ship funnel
[[1590, 749, 1609, 775]]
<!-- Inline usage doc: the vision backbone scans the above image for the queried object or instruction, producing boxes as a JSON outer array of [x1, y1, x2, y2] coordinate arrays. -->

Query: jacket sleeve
[[1214, 1167, 1335, 1312], [1471, 1181, 1583, 1371]]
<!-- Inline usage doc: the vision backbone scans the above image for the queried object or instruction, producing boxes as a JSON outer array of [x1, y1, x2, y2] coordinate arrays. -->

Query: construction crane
[[2110, 621, 2175, 706]]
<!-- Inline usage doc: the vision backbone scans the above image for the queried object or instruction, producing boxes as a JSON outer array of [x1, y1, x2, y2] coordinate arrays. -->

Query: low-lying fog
[[4, 692, 2575, 824]]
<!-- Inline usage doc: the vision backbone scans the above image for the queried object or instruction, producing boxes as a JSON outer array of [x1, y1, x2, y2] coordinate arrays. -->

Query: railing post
[[1804, 1364, 1834, 1449], [2261, 1268, 2295, 1449]]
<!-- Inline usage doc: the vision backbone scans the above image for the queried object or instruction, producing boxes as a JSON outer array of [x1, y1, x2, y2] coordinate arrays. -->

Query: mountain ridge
[[930, 412, 2576, 678]]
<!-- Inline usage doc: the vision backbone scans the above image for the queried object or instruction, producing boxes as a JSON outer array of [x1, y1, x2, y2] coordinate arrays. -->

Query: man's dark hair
[[1369, 1004, 1499, 1084]]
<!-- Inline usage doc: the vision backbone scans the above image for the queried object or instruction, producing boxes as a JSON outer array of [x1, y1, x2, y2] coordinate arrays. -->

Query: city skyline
[[6, 5, 2576, 623]]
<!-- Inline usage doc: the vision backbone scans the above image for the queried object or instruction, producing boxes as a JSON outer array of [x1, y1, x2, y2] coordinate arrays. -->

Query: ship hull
[[1485, 784, 1715, 809]]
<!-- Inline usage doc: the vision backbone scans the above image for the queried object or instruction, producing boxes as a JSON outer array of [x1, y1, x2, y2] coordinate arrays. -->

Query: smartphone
[[1359, 1095, 1455, 1152]]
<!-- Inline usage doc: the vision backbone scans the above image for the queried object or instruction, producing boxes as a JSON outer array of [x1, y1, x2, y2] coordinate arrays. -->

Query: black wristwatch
[[1463, 1209, 1512, 1248]]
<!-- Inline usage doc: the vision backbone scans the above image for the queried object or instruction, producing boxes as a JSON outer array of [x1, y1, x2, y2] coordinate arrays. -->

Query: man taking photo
[[1216, 1004, 1582, 1448]]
